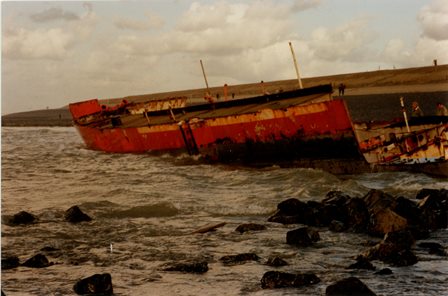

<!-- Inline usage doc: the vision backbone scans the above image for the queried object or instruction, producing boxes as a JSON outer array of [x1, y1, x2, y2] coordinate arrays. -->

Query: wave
[[101, 202, 179, 219]]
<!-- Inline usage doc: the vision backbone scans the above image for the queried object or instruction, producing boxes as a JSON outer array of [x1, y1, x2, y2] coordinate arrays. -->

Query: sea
[[1, 127, 448, 295]]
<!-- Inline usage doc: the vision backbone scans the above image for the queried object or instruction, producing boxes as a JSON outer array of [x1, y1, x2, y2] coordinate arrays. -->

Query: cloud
[[418, 0, 448, 41], [30, 7, 80, 22], [3, 27, 75, 60], [114, 12, 165, 31], [308, 18, 375, 62], [3, 3, 97, 60], [291, 0, 322, 12]]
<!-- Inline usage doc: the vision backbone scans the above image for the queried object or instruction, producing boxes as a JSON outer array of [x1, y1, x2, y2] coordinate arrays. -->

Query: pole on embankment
[[289, 42, 303, 89], [200, 60, 210, 92], [400, 97, 411, 133]]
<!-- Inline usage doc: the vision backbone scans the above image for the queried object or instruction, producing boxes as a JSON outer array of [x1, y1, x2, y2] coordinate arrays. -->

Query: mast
[[200, 59, 210, 92], [288, 42, 303, 89]]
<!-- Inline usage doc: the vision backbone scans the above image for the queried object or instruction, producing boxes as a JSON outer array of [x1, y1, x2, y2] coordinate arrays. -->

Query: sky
[[2, 0, 448, 115]]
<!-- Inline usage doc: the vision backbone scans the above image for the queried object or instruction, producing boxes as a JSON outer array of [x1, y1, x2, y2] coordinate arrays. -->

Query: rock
[[220, 253, 260, 266], [162, 261, 208, 273], [73, 273, 113, 295], [2, 256, 20, 270], [22, 254, 52, 268], [235, 223, 267, 234], [286, 227, 320, 247], [347, 255, 375, 270], [345, 197, 369, 232], [363, 230, 418, 267], [261, 271, 320, 289], [367, 208, 408, 237], [363, 189, 396, 211], [418, 242, 447, 256], [268, 198, 310, 225], [265, 256, 288, 267], [329, 220, 346, 232], [64, 206, 92, 223], [4, 211, 36, 226], [326, 277, 376, 296], [375, 268, 393, 275], [383, 230, 415, 250], [393, 196, 421, 226], [418, 194, 447, 230], [277, 198, 308, 216], [323, 191, 351, 207], [1, 289, 5, 296]]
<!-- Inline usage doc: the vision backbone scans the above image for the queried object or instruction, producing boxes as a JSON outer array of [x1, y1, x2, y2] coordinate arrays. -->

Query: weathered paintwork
[[354, 117, 448, 165], [70, 84, 361, 162]]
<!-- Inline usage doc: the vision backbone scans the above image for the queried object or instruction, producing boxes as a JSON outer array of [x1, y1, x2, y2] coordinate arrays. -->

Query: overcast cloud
[[2, 0, 448, 115]]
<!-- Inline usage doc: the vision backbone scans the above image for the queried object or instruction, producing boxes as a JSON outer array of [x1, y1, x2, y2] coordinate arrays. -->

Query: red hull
[[70, 85, 361, 162]]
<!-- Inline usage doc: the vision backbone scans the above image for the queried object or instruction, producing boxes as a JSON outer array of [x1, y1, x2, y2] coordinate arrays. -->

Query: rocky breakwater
[[266, 188, 447, 293]]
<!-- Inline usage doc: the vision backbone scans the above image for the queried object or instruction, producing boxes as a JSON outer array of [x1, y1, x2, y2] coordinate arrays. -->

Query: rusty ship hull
[[69, 84, 361, 163]]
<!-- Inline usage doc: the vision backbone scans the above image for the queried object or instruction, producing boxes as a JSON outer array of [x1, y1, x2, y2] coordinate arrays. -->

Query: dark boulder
[[277, 198, 308, 216], [326, 277, 376, 296], [4, 211, 36, 226], [363, 230, 418, 267], [323, 191, 351, 207], [347, 255, 375, 270], [375, 268, 393, 275], [265, 256, 288, 267], [363, 190, 407, 236], [329, 220, 346, 232], [73, 273, 113, 295], [65, 206, 92, 223], [268, 198, 310, 224], [220, 253, 260, 266], [162, 261, 208, 273], [345, 197, 369, 232], [235, 223, 267, 234], [286, 227, 320, 247], [22, 254, 52, 268], [418, 242, 447, 256], [418, 194, 447, 230], [2, 256, 20, 270], [393, 196, 421, 226], [261, 271, 320, 289]]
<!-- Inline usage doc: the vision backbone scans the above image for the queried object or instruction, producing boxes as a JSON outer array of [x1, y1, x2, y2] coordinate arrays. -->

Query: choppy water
[[2, 127, 448, 295]]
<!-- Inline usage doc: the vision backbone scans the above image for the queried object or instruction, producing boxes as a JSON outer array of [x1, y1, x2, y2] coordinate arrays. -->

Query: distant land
[[2, 64, 447, 127]]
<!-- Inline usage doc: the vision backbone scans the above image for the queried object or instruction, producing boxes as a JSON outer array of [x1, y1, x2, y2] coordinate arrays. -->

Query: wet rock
[[363, 189, 396, 211], [22, 254, 52, 268], [362, 189, 408, 236], [2, 256, 20, 270], [368, 208, 408, 237], [375, 268, 393, 275], [383, 229, 415, 249], [323, 191, 351, 207], [418, 194, 447, 230], [220, 253, 260, 266], [418, 242, 447, 256], [347, 255, 375, 270], [1, 289, 5, 296], [162, 261, 208, 273], [265, 256, 288, 267], [235, 223, 267, 234], [40, 246, 59, 252], [268, 198, 313, 225], [329, 220, 346, 232], [276, 198, 308, 216], [326, 277, 376, 296], [73, 273, 113, 295], [363, 230, 417, 267], [4, 211, 36, 226], [65, 206, 92, 223], [261, 271, 320, 289], [345, 197, 369, 232], [286, 227, 320, 247], [393, 196, 422, 226]]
